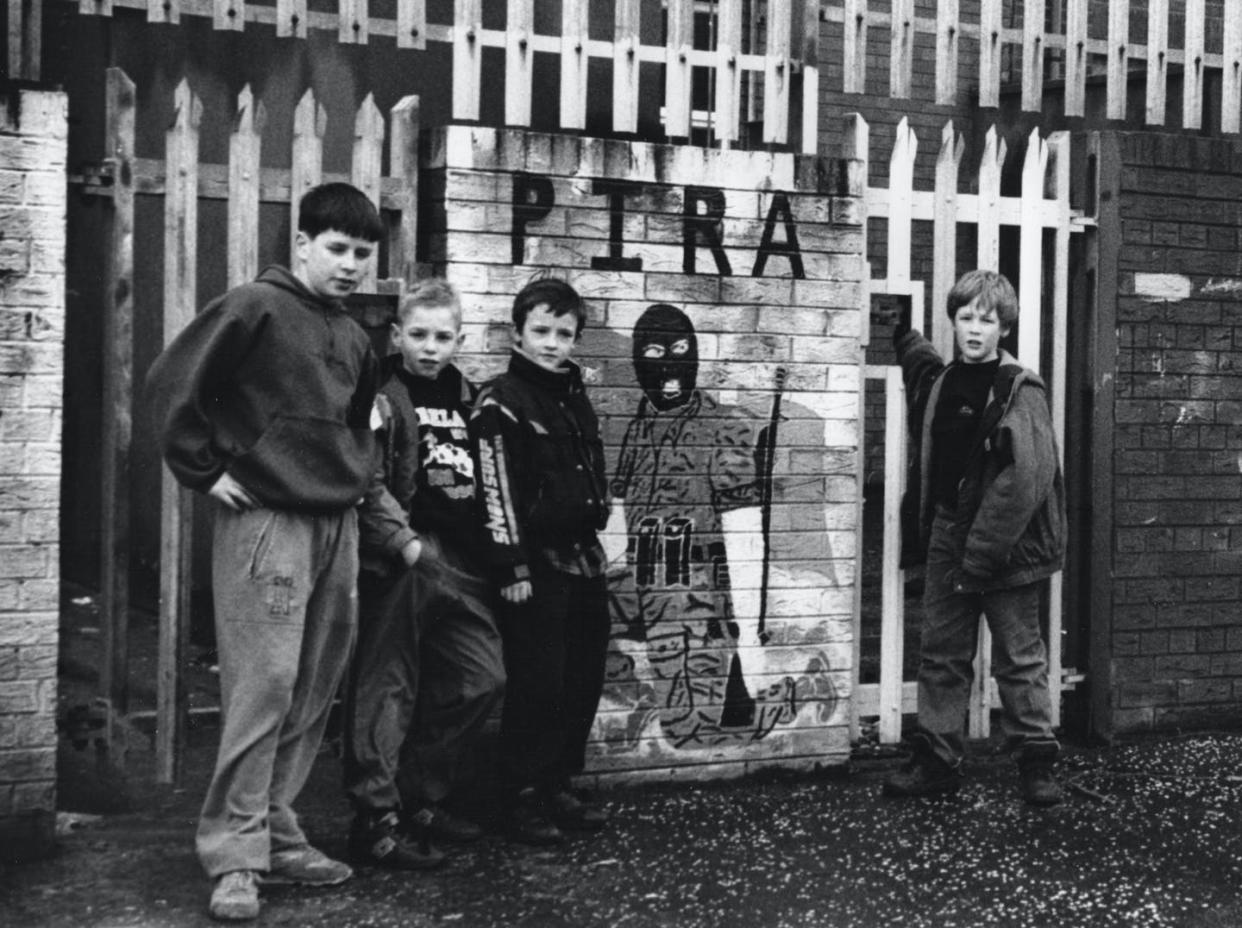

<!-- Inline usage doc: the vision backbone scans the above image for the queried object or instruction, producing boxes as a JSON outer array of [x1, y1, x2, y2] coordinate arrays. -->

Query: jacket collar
[[507, 348, 583, 395]]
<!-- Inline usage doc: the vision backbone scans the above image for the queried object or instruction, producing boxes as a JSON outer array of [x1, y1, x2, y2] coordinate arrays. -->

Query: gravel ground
[[5, 727, 1242, 927]]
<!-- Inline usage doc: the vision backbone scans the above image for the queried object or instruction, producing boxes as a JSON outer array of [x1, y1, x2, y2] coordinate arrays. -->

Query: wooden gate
[[849, 115, 1092, 744]]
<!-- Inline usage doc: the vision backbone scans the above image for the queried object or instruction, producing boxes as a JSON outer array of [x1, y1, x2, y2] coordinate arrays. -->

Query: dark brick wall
[[1107, 131, 1242, 733]]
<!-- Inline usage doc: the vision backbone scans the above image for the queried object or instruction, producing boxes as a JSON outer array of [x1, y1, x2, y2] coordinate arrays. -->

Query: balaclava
[[633, 303, 698, 411]]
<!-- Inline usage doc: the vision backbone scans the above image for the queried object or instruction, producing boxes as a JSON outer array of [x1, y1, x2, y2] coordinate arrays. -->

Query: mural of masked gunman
[[605, 304, 800, 748]]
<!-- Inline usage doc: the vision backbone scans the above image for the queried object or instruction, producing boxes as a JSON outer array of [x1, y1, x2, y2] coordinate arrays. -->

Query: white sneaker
[[209, 870, 260, 922], [265, 844, 353, 886]]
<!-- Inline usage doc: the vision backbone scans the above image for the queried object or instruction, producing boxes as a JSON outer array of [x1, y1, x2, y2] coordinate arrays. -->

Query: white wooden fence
[[849, 114, 1090, 744], [46, 1, 1242, 140]]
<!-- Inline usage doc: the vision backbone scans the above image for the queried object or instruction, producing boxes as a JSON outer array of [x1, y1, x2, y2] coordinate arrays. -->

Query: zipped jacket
[[358, 357, 482, 576], [469, 350, 608, 586], [145, 265, 379, 511], [896, 329, 1065, 591]]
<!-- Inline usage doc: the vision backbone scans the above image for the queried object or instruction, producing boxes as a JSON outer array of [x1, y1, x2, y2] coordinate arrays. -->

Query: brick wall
[[1102, 131, 1242, 734], [0, 87, 67, 861], [423, 127, 865, 781]]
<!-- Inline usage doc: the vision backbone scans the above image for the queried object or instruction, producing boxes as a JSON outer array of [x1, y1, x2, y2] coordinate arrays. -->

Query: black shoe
[[507, 789, 565, 846], [349, 810, 445, 870], [542, 787, 608, 832], [408, 804, 484, 843], [882, 751, 962, 798], [1016, 743, 1063, 806]]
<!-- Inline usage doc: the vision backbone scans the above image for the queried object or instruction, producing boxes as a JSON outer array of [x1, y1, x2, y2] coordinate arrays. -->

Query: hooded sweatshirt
[[145, 265, 379, 511]]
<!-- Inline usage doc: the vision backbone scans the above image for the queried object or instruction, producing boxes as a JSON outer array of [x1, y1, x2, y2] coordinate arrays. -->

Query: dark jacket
[[896, 329, 1065, 592], [469, 350, 608, 586], [358, 357, 483, 576], [145, 265, 379, 511]]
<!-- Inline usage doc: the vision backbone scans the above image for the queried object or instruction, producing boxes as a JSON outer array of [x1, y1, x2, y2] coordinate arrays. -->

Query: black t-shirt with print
[[931, 358, 1000, 507]]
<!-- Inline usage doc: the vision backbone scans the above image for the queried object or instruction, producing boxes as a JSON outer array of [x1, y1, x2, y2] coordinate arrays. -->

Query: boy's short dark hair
[[297, 182, 384, 243], [398, 278, 463, 328], [512, 278, 587, 336], [946, 269, 1019, 329]]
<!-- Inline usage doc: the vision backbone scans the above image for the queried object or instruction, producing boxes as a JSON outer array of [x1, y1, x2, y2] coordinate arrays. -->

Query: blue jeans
[[915, 509, 1057, 766]]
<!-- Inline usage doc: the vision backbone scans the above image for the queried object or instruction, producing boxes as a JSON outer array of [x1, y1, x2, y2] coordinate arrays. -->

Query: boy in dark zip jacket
[[346, 279, 504, 869], [145, 183, 382, 921], [883, 270, 1066, 806], [469, 278, 611, 845]]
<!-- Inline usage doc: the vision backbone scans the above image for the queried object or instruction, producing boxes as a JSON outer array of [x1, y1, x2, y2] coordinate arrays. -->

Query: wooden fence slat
[[978, 0, 1001, 108], [798, 0, 819, 154], [396, 0, 427, 49], [157, 78, 201, 785], [1225, 0, 1242, 134], [559, 0, 588, 130], [290, 89, 326, 264], [452, 0, 482, 121], [612, 0, 640, 134], [1107, 0, 1131, 120], [338, 0, 366, 44], [889, 0, 913, 100], [886, 117, 915, 286], [976, 126, 1004, 271], [228, 85, 264, 289], [845, 111, 868, 745], [1183, 0, 1205, 130], [878, 366, 906, 744], [934, 0, 959, 106], [276, 0, 307, 38], [967, 616, 993, 739], [664, 0, 694, 139], [505, 0, 534, 127], [1021, 0, 1045, 112], [763, 0, 792, 144], [26, 0, 42, 80], [842, 0, 867, 94], [932, 120, 964, 359], [79, 0, 112, 14], [1048, 130, 1072, 729], [101, 66, 135, 740], [213, 0, 242, 32], [389, 95, 420, 283], [1146, 0, 1168, 125], [1018, 128, 1047, 372], [352, 93, 385, 292], [714, 0, 742, 145], [147, 0, 180, 24], [1064, 0, 1088, 117]]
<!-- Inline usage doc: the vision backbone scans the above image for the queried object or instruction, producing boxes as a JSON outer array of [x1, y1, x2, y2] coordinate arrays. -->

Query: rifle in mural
[[755, 365, 788, 647]]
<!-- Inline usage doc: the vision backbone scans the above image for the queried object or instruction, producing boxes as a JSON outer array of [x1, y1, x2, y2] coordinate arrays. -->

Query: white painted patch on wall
[[1201, 277, 1242, 295], [1133, 272, 1192, 302]]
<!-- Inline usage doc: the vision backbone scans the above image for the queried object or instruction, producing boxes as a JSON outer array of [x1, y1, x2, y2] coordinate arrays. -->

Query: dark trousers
[[345, 540, 505, 813], [499, 566, 610, 798]]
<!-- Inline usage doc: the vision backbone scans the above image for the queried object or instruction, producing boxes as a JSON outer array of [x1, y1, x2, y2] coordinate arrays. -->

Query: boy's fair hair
[[297, 182, 384, 243], [398, 278, 463, 328], [512, 278, 587, 336], [946, 269, 1019, 329]]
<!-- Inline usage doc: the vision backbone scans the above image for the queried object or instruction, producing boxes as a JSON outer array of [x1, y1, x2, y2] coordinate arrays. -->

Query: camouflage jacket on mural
[[895, 329, 1066, 592], [469, 349, 609, 586]]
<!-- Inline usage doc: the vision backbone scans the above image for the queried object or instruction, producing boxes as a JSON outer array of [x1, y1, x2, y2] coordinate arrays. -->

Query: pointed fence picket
[[85, 70, 421, 781], [853, 116, 1088, 745]]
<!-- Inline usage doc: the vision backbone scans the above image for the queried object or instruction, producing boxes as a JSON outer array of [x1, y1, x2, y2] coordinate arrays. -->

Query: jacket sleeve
[[356, 394, 419, 564], [470, 391, 532, 587], [961, 382, 1058, 578], [144, 294, 254, 494], [894, 328, 946, 423]]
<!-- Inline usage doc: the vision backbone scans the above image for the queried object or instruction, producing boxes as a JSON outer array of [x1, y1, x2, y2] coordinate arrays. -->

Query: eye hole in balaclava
[[633, 303, 698, 411]]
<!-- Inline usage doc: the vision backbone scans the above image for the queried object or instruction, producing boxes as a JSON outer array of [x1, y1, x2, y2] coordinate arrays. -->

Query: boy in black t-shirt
[[347, 279, 505, 868]]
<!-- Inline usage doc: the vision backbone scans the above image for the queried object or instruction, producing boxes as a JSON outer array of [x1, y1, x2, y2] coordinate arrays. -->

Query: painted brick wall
[[1106, 131, 1242, 734], [0, 88, 67, 860], [423, 127, 864, 781]]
